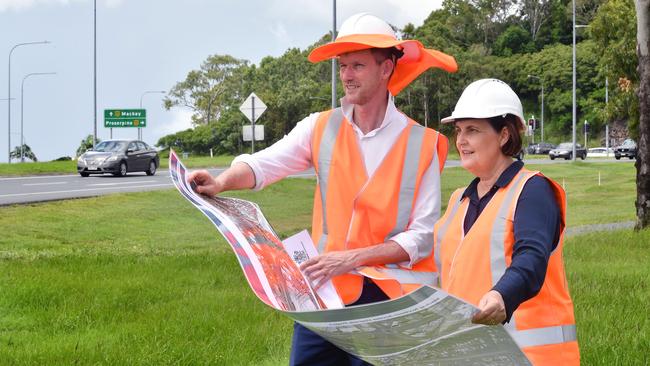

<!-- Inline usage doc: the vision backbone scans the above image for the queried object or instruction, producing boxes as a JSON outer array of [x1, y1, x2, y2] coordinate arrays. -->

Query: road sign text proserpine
[[104, 109, 147, 128]]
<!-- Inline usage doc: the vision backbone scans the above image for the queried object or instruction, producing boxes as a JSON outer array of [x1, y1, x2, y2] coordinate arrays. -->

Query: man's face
[[338, 49, 392, 105]]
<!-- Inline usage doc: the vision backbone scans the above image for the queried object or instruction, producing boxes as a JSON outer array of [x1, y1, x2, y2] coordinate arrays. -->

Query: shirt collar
[[340, 93, 398, 136], [460, 160, 524, 200]]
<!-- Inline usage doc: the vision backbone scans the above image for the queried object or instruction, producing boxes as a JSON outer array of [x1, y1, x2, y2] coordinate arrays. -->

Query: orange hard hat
[[308, 13, 458, 95]]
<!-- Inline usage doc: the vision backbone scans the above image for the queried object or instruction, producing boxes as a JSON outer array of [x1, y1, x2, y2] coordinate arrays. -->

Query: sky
[[0, 0, 442, 162]]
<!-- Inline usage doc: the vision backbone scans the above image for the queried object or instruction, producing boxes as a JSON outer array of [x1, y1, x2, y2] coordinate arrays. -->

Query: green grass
[[565, 230, 650, 365], [0, 183, 309, 365], [440, 161, 637, 227], [0, 155, 234, 177], [0, 162, 644, 364]]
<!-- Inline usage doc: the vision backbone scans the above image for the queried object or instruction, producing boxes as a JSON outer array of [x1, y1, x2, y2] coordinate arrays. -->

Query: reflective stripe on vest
[[507, 324, 577, 349], [490, 172, 530, 285], [316, 108, 344, 253], [359, 265, 438, 286], [384, 125, 431, 242], [434, 190, 463, 276]]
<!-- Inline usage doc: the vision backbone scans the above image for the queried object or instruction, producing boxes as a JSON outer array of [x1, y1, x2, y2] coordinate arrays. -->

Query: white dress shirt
[[233, 95, 441, 267]]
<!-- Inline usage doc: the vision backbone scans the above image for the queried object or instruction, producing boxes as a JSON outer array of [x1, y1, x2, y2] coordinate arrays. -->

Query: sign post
[[239, 93, 267, 153]]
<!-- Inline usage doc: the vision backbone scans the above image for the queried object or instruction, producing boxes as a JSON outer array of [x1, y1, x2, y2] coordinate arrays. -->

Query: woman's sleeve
[[492, 175, 561, 322]]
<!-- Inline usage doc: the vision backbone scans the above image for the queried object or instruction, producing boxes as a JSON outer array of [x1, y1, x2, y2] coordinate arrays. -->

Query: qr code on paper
[[292, 250, 308, 264]]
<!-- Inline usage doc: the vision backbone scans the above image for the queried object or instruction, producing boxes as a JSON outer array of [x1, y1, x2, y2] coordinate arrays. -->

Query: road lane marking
[[0, 172, 172, 181], [0, 174, 78, 181], [88, 180, 158, 186], [0, 183, 173, 198], [23, 182, 69, 186]]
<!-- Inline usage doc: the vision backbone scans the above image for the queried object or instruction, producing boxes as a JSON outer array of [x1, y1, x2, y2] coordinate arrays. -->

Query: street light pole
[[572, 0, 577, 161], [93, 0, 97, 149], [605, 76, 609, 155], [331, 0, 337, 109], [139, 90, 166, 141], [21, 72, 56, 162], [527, 74, 545, 142], [7, 40, 50, 163]]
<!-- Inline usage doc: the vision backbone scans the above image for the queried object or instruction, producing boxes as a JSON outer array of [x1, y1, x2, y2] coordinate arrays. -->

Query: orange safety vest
[[311, 108, 448, 304], [433, 168, 580, 365]]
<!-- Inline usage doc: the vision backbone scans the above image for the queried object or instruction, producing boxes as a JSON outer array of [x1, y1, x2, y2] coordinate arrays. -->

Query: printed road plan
[[169, 150, 531, 365]]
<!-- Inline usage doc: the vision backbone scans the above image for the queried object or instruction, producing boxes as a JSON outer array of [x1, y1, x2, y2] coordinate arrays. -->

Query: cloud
[[269, 21, 292, 45], [103, 0, 123, 8], [0, 0, 123, 13], [264, 0, 442, 28], [155, 108, 194, 137]]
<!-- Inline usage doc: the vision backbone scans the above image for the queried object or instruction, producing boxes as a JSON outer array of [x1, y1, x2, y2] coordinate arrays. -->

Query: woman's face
[[454, 119, 509, 176]]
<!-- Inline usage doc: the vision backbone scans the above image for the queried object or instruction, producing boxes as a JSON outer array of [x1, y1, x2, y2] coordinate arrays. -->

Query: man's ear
[[382, 58, 395, 81]]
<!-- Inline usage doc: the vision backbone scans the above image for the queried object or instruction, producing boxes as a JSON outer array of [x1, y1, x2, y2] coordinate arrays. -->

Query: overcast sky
[[0, 0, 442, 162]]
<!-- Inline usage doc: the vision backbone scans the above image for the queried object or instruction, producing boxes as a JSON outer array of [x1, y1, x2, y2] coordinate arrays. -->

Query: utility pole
[[331, 0, 337, 109]]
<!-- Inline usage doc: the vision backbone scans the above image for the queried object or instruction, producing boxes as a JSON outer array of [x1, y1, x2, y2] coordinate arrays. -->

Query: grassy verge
[[0, 183, 310, 365], [441, 161, 636, 226], [565, 229, 650, 365], [0, 155, 234, 177], [0, 162, 643, 364]]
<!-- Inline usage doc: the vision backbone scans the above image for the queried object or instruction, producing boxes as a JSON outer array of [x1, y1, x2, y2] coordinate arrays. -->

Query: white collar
[[340, 93, 398, 136]]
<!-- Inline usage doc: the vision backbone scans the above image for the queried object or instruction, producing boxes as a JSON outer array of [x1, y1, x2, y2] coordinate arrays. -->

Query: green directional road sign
[[104, 109, 147, 128]]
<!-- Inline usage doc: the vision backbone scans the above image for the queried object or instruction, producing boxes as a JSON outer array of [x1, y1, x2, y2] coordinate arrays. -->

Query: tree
[[164, 55, 247, 125], [493, 25, 535, 56], [10, 144, 37, 162], [517, 0, 553, 42], [76, 134, 99, 157], [634, 0, 650, 230], [591, 0, 639, 137]]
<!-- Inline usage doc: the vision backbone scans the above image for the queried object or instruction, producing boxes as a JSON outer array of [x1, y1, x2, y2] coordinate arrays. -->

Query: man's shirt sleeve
[[232, 113, 320, 190]]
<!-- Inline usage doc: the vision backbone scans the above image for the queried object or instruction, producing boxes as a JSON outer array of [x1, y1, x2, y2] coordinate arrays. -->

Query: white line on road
[[0, 174, 78, 181], [0, 172, 172, 181], [0, 183, 173, 198], [23, 182, 69, 186], [89, 180, 159, 186]]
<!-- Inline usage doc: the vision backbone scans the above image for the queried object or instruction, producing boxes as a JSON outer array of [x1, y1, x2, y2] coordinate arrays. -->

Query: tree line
[[157, 0, 637, 155]]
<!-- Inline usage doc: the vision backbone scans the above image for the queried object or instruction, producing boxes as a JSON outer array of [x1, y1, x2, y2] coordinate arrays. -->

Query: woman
[[434, 79, 580, 365]]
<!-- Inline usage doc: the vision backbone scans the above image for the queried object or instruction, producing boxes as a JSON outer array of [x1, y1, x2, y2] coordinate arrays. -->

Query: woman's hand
[[471, 290, 507, 325]]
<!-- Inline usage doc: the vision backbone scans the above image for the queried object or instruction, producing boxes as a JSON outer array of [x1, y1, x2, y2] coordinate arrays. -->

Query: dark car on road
[[526, 142, 556, 155], [77, 140, 159, 177], [549, 142, 587, 160], [614, 138, 637, 160]]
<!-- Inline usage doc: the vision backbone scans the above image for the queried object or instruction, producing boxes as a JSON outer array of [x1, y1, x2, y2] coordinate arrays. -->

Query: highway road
[[0, 158, 632, 206]]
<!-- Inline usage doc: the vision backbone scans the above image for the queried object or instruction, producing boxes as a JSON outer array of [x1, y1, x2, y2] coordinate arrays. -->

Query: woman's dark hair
[[487, 114, 523, 158]]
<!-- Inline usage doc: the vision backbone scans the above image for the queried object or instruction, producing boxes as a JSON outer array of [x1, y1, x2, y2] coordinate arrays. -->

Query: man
[[189, 12, 457, 366]]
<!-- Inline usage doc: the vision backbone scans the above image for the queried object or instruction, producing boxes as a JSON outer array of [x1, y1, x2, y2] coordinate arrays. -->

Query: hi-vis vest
[[433, 168, 580, 365], [311, 108, 448, 305]]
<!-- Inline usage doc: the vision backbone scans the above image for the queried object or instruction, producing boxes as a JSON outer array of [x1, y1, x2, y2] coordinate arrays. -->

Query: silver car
[[77, 140, 159, 177]]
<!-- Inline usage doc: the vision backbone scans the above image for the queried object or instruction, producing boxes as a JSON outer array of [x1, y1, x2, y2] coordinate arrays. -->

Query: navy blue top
[[461, 160, 561, 323]]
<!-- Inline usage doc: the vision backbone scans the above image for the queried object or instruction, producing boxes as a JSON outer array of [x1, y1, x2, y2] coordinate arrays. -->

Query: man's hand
[[471, 290, 507, 326], [188, 170, 223, 196], [300, 251, 360, 290]]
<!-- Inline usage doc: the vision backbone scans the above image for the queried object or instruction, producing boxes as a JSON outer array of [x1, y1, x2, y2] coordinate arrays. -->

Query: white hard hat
[[441, 78, 525, 130], [337, 13, 396, 39]]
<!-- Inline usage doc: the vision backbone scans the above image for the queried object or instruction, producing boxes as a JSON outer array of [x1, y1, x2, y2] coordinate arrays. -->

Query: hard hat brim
[[441, 114, 526, 131], [308, 34, 458, 95]]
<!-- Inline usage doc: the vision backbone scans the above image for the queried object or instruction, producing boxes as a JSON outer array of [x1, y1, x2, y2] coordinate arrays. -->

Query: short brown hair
[[370, 47, 403, 64], [487, 114, 523, 157]]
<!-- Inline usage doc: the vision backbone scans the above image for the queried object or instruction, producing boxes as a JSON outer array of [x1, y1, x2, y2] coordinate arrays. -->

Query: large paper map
[[169, 150, 531, 365]]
